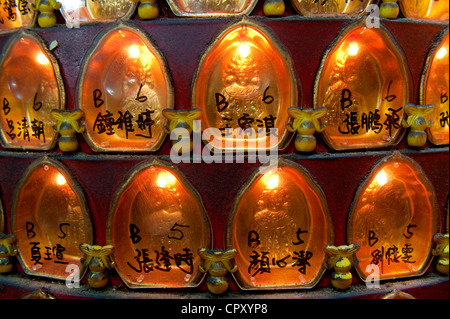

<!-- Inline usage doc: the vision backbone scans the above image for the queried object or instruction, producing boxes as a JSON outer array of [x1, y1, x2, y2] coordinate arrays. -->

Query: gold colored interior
[[167, 0, 257, 16], [316, 25, 409, 150], [108, 164, 211, 288], [400, 0, 449, 20], [12, 160, 92, 280], [58, 0, 135, 23], [0, 31, 62, 150], [348, 153, 438, 281], [79, 25, 172, 152], [422, 32, 449, 145], [227, 163, 333, 289], [0, 1, 35, 32], [193, 22, 297, 151], [291, 0, 371, 15]]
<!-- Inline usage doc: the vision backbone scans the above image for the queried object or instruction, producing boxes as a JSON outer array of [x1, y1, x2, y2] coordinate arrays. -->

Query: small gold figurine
[[432, 233, 449, 275], [79, 244, 115, 289], [132, 0, 159, 20], [380, 0, 400, 19], [51, 109, 85, 152], [32, 0, 62, 28], [401, 103, 435, 147], [287, 107, 326, 152], [163, 108, 202, 154], [324, 243, 360, 290], [0, 234, 17, 274], [198, 248, 238, 295], [263, 0, 285, 16]]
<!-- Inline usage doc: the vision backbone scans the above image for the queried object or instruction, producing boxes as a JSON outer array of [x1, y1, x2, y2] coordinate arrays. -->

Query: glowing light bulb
[[156, 171, 176, 188], [348, 42, 359, 56], [237, 43, 251, 58], [436, 46, 448, 60], [55, 173, 67, 186], [128, 45, 140, 59], [36, 52, 49, 65], [374, 169, 388, 187], [264, 173, 279, 190]]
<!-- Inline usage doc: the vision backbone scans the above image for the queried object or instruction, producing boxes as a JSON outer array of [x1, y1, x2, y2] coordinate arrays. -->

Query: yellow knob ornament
[[380, 0, 400, 19], [33, 0, 62, 28], [132, 0, 159, 20], [263, 0, 285, 17]]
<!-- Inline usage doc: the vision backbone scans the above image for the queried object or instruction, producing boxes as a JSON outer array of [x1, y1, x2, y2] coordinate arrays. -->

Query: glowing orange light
[[55, 173, 67, 186], [374, 169, 388, 187], [237, 43, 251, 58], [262, 172, 279, 190], [156, 171, 176, 188], [436, 46, 448, 59], [36, 52, 49, 65], [348, 42, 359, 56], [128, 44, 140, 59]]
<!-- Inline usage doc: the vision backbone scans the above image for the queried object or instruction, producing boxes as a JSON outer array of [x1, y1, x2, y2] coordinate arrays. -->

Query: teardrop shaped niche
[[226, 158, 334, 290], [314, 22, 411, 151], [0, 29, 65, 151], [166, 0, 258, 17], [58, 0, 137, 25], [399, 0, 449, 21], [107, 158, 212, 288], [12, 157, 93, 280], [77, 22, 173, 152], [347, 152, 439, 281], [290, 0, 372, 16], [192, 19, 299, 152], [420, 29, 449, 146]]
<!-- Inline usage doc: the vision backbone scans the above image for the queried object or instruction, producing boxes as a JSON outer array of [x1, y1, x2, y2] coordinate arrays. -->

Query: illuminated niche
[[225, 158, 334, 290], [400, 0, 449, 21], [12, 157, 93, 280], [192, 19, 299, 152], [77, 22, 173, 152], [314, 22, 411, 150], [420, 29, 449, 146], [166, 0, 258, 17], [0, 29, 65, 151], [347, 152, 439, 281], [0, 0, 36, 32], [58, 0, 137, 25], [107, 158, 212, 288], [290, 0, 372, 16]]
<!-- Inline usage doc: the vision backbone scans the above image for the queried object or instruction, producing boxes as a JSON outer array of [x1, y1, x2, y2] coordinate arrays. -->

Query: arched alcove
[[107, 158, 212, 288]]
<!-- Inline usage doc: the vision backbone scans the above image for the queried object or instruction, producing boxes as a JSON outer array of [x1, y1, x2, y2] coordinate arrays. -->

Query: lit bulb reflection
[[36, 52, 49, 65], [374, 169, 388, 187], [436, 46, 448, 60], [348, 42, 359, 56], [55, 173, 67, 186], [237, 43, 251, 58], [156, 171, 176, 188], [263, 172, 279, 190], [128, 44, 140, 59]]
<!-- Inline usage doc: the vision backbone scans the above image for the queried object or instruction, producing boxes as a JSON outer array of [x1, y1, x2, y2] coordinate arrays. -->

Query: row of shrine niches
[[0, 152, 448, 293], [0, 0, 448, 29], [0, 19, 448, 155]]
